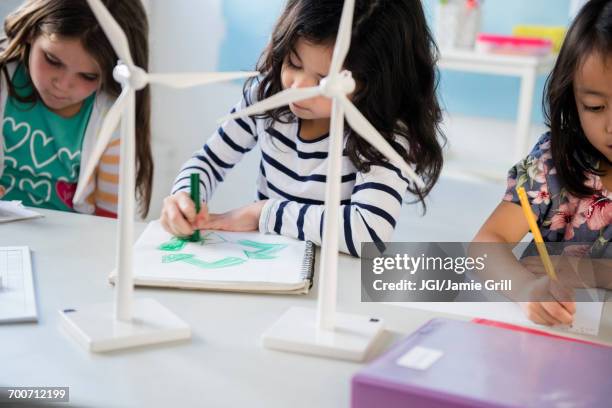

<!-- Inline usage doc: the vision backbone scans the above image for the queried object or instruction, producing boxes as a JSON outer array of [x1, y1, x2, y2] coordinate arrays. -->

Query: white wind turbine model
[[223, 0, 425, 361], [60, 0, 257, 353]]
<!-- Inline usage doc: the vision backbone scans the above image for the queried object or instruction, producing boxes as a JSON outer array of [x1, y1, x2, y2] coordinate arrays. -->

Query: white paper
[[0, 201, 43, 223], [567, 289, 605, 335], [387, 288, 606, 336], [127, 221, 310, 290]]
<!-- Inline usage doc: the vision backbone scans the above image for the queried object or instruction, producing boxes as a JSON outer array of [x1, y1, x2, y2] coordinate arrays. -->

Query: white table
[[1, 209, 611, 407], [438, 49, 556, 161]]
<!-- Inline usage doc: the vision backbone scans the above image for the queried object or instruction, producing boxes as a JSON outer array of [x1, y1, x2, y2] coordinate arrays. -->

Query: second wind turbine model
[[223, 0, 425, 361], [60, 0, 258, 353]]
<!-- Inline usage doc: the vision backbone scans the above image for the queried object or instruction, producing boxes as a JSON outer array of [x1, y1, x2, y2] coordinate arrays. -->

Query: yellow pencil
[[516, 187, 558, 281]]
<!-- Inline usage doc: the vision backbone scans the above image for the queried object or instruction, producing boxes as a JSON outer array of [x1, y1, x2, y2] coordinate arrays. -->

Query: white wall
[[0, 0, 23, 28], [570, 0, 589, 18], [147, 0, 260, 219]]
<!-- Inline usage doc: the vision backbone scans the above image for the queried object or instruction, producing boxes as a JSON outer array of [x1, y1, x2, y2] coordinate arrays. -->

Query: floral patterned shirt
[[504, 133, 611, 256]]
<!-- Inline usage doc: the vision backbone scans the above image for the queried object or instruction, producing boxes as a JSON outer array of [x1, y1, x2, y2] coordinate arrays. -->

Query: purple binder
[[351, 318, 612, 408]]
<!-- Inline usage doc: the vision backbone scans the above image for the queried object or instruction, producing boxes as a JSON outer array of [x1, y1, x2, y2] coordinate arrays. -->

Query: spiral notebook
[[109, 221, 315, 294]]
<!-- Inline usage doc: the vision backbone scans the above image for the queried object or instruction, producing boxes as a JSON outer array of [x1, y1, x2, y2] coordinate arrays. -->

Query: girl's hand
[[519, 276, 576, 326], [160, 192, 209, 237], [199, 201, 267, 232], [520, 301, 576, 326]]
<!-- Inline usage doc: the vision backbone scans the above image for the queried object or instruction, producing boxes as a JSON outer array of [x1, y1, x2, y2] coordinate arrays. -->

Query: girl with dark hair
[[162, 0, 445, 257], [475, 0, 612, 325], [0, 0, 153, 218]]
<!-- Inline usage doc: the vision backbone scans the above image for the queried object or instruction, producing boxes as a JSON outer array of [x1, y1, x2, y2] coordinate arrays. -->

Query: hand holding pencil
[[516, 187, 576, 326]]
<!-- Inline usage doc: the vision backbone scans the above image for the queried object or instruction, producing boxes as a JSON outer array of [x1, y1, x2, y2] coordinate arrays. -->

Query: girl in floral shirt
[[474, 0, 612, 327]]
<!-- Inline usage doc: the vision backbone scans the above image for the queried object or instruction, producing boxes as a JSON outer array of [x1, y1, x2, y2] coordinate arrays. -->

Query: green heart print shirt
[[1, 64, 95, 211]]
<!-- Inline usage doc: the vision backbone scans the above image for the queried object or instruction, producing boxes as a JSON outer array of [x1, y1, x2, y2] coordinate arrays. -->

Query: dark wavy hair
[[245, 0, 445, 206], [1, 0, 153, 217], [544, 0, 612, 198]]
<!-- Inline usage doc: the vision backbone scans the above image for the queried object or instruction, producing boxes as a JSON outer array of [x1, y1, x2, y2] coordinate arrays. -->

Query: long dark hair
[[245, 0, 445, 205], [1, 0, 153, 217], [544, 0, 612, 198]]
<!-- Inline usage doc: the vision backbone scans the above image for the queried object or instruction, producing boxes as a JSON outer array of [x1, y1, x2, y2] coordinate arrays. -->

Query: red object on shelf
[[477, 34, 552, 47], [476, 34, 553, 56]]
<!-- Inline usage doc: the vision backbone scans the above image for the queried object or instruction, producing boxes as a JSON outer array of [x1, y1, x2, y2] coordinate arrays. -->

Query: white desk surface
[[1, 208, 611, 408]]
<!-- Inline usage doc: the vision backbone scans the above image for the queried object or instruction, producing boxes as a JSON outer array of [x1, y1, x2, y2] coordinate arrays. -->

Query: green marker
[[190, 173, 201, 242]]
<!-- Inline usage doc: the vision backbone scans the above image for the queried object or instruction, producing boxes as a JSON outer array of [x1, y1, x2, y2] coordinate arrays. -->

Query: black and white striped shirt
[[173, 89, 414, 257]]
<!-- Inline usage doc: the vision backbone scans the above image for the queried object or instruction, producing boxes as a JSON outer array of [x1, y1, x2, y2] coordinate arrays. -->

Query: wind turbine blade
[[73, 86, 130, 203], [86, 0, 134, 66], [330, 0, 355, 75], [147, 71, 259, 89], [340, 96, 426, 189], [220, 86, 320, 123]]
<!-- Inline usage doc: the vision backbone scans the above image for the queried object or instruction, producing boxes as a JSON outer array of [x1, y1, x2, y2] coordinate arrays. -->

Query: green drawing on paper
[[238, 240, 285, 250], [158, 232, 229, 252], [162, 253, 195, 263], [238, 240, 287, 259], [244, 252, 276, 260], [184, 256, 246, 269], [162, 253, 246, 269], [158, 232, 288, 269], [159, 237, 188, 251], [200, 232, 229, 245]]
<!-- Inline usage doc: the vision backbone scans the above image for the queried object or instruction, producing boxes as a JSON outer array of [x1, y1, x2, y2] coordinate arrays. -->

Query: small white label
[[396, 346, 444, 370]]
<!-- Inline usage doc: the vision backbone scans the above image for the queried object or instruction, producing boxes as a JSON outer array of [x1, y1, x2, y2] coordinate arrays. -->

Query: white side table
[[438, 49, 557, 161]]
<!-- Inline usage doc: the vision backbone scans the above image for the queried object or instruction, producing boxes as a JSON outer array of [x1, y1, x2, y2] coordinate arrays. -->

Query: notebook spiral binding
[[301, 241, 316, 289]]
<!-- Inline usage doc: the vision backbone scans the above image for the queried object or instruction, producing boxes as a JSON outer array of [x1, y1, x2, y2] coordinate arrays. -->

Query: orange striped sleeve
[[96, 190, 118, 205], [98, 171, 119, 184], [94, 136, 120, 216], [100, 154, 119, 165]]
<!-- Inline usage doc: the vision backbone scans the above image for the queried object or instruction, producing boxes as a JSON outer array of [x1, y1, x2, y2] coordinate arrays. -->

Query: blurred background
[[0, 0, 589, 240]]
